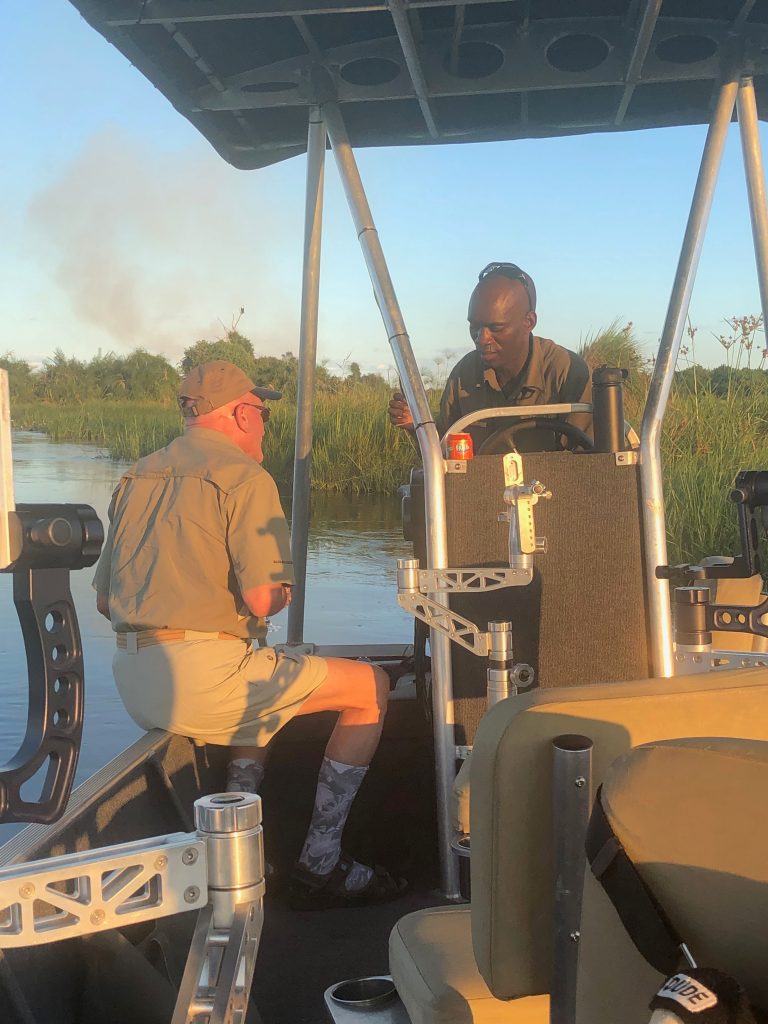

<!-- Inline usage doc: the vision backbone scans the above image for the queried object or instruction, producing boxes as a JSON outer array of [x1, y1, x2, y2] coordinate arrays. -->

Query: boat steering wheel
[[476, 416, 595, 455]]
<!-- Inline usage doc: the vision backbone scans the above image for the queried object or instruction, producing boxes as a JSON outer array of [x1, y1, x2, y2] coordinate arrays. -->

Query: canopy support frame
[[288, 107, 326, 645], [321, 97, 460, 898], [640, 75, 739, 678], [737, 76, 768, 342]]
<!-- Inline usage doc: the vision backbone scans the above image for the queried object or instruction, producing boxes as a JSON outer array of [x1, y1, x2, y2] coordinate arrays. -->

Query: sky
[[3, 3, 768, 377]]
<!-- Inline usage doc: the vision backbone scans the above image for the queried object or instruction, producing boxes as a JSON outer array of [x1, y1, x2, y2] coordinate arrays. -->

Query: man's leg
[[291, 657, 394, 896], [226, 744, 270, 794]]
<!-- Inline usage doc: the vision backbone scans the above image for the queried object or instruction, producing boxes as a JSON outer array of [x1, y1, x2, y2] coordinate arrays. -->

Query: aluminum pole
[[737, 77, 768, 337], [640, 77, 738, 678], [288, 109, 326, 645], [551, 736, 592, 1024], [322, 99, 460, 898]]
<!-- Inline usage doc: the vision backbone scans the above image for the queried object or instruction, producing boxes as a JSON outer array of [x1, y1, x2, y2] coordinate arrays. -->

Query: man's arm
[[92, 488, 118, 622], [96, 592, 112, 621], [227, 471, 295, 624], [242, 583, 291, 618], [559, 353, 593, 439]]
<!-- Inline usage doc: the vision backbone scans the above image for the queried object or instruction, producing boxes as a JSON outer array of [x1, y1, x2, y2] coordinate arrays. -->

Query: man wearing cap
[[93, 360, 406, 909], [388, 262, 592, 450]]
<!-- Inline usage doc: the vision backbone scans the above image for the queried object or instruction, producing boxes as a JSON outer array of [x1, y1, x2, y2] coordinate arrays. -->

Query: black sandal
[[288, 852, 408, 911]]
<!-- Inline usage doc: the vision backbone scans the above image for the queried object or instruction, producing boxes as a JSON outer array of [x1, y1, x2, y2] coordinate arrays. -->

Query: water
[[0, 433, 413, 840]]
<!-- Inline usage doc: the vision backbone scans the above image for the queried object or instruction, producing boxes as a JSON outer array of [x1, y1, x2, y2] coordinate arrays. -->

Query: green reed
[[11, 392, 418, 495]]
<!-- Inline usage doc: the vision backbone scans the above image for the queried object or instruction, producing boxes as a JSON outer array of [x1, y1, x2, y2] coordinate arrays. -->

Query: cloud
[[26, 128, 293, 360]]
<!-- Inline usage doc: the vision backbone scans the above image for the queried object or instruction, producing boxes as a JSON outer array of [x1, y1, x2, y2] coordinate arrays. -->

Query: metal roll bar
[[737, 77, 768, 342], [288, 108, 326, 645], [640, 76, 739, 678], [320, 100, 460, 897]]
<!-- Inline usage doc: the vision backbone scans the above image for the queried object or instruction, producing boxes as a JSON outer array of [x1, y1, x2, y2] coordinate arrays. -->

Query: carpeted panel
[[412, 452, 650, 744]]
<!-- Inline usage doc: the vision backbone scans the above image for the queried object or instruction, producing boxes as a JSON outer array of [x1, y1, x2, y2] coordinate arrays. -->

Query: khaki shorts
[[113, 636, 328, 747]]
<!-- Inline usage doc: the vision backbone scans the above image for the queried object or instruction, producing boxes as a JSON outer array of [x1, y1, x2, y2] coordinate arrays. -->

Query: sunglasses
[[478, 262, 535, 311], [234, 403, 270, 423]]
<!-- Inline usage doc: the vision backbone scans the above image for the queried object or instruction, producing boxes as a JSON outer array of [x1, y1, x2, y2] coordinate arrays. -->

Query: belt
[[116, 629, 243, 652]]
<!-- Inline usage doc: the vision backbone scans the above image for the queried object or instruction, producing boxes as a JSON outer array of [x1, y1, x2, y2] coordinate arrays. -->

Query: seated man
[[389, 261, 592, 450], [93, 359, 405, 909]]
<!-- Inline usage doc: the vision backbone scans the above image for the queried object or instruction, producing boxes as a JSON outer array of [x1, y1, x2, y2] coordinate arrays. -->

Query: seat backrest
[[576, 736, 768, 1023], [469, 668, 768, 1001], [410, 451, 650, 744]]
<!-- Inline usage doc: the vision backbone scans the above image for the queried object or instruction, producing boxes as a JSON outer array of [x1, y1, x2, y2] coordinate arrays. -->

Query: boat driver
[[388, 262, 592, 449], [93, 360, 406, 909]]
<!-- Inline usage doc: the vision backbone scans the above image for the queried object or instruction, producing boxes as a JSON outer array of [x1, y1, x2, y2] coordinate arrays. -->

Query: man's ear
[[526, 310, 538, 331]]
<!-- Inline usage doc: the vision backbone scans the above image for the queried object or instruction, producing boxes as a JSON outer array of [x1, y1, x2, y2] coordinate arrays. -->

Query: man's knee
[[372, 665, 390, 713], [345, 663, 388, 718]]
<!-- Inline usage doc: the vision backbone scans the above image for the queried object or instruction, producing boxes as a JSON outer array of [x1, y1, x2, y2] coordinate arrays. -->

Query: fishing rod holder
[[0, 791, 264, 1024], [0, 502, 103, 825]]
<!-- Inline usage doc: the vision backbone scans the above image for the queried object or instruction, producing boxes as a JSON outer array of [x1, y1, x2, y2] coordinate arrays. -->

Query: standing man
[[93, 360, 405, 908], [389, 262, 592, 450]]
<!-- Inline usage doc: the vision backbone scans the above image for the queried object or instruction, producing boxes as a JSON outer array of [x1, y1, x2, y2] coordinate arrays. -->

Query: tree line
[[0, 331, 392, 406], [5, 320, 766, 407]]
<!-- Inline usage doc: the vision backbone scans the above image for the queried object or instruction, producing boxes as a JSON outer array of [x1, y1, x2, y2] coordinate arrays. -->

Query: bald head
[[468, 275, 537, 381]]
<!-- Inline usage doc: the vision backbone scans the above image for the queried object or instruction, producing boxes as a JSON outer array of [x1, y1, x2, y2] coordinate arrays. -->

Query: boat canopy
[[71, 1, 768, 169]]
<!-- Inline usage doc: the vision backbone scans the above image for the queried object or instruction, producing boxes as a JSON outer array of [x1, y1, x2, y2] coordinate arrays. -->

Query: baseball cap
[[478, 262, 537, 312], [178, 360, 282, 417]]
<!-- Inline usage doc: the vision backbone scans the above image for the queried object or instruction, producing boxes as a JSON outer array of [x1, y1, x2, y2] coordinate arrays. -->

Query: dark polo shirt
[[437, 334, 592, 452]]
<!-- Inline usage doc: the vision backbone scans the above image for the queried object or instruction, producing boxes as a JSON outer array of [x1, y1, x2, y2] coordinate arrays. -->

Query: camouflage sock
[[298, 757, 369, 879]]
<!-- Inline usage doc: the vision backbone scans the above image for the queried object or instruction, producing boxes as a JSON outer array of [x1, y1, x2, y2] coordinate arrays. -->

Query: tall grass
[[14, 370, 768, 565], [12, 389, 418, 495], [13, 402, 181, 462], [661, 390, 768, 565]]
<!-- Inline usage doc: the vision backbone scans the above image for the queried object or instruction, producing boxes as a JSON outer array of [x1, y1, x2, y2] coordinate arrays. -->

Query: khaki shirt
[[438, 335, 592, 451], [92, 428, 293, 639]]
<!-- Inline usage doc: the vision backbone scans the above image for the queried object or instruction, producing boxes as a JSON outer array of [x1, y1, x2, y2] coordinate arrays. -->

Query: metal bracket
[[0, 502, 104, 824], [0, 833, 207, 947], [674, 648, 768, 675], [172, 897, 264, 1024], [444, 460, 467, 474], [397, 590, 491, 656], [415, 567, 532, 593], [500, 452, 550, 559], [615, 451, 638, 466]]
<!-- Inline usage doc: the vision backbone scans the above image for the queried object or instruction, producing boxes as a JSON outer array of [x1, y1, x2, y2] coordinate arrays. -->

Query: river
[[0, 433, 413, 840]]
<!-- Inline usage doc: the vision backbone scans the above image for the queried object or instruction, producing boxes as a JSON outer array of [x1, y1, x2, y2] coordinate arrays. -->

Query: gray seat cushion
[[389, 906, 548, 1024]]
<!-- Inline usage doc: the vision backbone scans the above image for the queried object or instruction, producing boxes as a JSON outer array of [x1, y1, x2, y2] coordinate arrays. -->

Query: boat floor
[[256, 883, 450, 1023], [0, 649, 448, 1024], [253, 700, 449, 1022]]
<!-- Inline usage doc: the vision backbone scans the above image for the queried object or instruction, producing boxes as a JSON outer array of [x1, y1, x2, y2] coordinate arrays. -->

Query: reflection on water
[[0, 433, 413, 841]]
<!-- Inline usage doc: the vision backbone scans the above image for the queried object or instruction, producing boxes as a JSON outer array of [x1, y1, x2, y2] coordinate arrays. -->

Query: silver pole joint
[[194, 793, 265, 909], [397, 557, 421, 594]]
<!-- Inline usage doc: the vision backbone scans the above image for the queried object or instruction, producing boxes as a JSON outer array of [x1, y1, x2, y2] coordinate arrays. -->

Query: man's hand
[[388, 391, 415, 431]]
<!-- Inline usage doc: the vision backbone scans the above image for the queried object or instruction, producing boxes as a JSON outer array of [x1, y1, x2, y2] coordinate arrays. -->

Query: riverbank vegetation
[[6, 318, 767, 564]]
